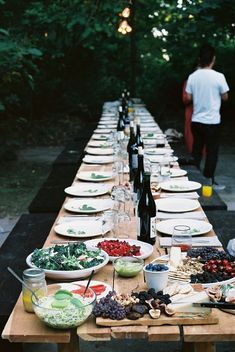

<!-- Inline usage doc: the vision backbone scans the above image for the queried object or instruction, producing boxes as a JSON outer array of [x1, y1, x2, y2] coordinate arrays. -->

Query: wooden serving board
[[96, 311, 218, 327]]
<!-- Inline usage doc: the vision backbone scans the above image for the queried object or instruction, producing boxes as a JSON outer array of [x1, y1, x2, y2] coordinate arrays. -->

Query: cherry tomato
[[222, 259, 229, 265]]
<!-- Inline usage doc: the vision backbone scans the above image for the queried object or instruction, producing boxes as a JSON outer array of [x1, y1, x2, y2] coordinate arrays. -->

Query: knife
[[193, 302, 235, 309]]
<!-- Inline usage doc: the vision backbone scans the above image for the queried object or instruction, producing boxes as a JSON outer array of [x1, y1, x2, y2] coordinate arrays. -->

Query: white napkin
[[157, 211, 206, 220], [159, 236, 222, 248], [160, 192, 200, 199]]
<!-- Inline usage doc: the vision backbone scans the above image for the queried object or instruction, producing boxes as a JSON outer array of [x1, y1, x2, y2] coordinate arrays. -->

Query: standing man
[[186, 44, 229, 190]]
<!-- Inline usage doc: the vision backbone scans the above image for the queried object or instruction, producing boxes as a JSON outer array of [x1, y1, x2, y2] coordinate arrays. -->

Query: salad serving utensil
[[83, 270, 95, 297], [7, 267, 39, 302]]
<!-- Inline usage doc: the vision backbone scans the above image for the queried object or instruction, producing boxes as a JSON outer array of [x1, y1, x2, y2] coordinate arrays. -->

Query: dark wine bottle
[[137, 172, 156, 245], [117, 106, 125, 131], [133, 147, 144, 204], [136, 122, 144, 148], [127, 120, 135, 169]]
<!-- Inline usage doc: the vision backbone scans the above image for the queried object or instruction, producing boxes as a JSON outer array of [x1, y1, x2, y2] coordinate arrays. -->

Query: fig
[[149, 309, 161, 319]]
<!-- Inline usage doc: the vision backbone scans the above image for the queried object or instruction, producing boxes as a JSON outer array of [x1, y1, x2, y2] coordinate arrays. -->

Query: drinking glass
[[156, 135, 165, 148], [171, 225, 192, 252], [117, 212, 131, 239], [102, 210, 118, 238], [202, 178, 213, 197], [160, 161, 171, 182]]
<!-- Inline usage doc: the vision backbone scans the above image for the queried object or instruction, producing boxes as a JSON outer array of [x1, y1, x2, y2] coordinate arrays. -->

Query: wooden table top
[[2, 109, 235, 347]]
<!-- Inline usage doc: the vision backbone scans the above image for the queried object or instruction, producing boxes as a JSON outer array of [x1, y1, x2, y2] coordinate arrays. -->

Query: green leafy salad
[[31, 243, 105, 271], [91, 173, 109, 179]]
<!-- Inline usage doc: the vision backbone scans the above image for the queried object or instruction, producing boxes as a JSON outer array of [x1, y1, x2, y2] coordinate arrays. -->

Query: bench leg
[[183, 342, 216, 352], [58, 331, 79, 352], [194, 342, 216, 352]]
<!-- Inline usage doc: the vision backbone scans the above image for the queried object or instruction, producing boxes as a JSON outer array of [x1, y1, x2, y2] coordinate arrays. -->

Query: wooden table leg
[[58, 330, 79, 352]]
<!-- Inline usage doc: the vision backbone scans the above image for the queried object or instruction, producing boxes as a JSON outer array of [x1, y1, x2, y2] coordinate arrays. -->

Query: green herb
[[31, 242, 105, 271], [67, 228, 86, 235], [169, 185, 186, 190], [189, 228, 200, 234], [100, 144, 110, 148], [79, 204, 96, 211], [84, 189, 98, 193], [91, 173, 109, 179]]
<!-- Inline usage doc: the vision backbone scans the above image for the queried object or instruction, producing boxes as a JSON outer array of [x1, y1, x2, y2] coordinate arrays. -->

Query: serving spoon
[[7, 267, 39, 302]]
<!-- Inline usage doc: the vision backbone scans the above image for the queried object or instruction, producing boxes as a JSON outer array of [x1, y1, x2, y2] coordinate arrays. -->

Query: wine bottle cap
[[138, 146, 144, 155], [119, 106, 123, 112], [130, 121, 134, 127], [136, 117, 140, 125]]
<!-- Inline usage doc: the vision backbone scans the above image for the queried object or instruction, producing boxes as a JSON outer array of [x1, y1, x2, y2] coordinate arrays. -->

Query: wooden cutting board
[[96, 311, 218, 327]]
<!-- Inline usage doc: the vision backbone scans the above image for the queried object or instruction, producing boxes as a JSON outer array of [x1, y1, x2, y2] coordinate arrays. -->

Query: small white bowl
[[143, 265, 169, 292]]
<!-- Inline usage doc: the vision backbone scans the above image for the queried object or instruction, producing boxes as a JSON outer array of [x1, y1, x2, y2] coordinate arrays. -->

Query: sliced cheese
[[168, 291, 210, 314], [169, 247, 183, 270]]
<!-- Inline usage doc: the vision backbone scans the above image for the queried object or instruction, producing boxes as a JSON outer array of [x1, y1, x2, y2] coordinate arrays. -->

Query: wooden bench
[[0, 213, 56, 351]]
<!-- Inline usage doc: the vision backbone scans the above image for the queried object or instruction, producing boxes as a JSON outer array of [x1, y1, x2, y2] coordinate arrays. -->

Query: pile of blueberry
[[145, 263, 169, 272]]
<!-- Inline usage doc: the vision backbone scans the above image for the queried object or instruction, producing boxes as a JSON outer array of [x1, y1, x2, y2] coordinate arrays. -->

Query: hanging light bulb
[[126, 25, 132, 33], [122, 7, 130, 18]]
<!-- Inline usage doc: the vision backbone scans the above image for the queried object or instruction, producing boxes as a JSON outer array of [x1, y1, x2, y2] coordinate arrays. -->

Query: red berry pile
[[97, 240, 141, 257], [191, 259, 235, 283], [203, 259, 235, 277]]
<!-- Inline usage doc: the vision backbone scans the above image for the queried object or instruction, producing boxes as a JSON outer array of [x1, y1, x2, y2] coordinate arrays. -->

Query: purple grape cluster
[[145, 263, 169, 272], [92, 291, 126, 320]]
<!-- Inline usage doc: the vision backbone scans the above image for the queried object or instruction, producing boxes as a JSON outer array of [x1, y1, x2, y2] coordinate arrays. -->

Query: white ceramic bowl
[[143, 265, 169, 292], [26, 246, 109, 280]]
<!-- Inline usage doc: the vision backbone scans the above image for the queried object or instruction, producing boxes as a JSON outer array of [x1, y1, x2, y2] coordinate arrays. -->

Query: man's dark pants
[[191, 122, 220, 182]]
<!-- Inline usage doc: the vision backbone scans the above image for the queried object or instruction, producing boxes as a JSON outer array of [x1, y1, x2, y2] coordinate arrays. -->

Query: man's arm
[[221, 92, 228, 101], [186, 92, 192, 103]]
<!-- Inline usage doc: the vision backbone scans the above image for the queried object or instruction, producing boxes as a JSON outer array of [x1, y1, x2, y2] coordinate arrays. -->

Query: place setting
[[160, 180, 202, 192], [82, 155, 114, 164], [64, 183, 111, 197], [77, 171, 115, 182], [86, 147, 114, 156], [87, 140, 113, 148], [64, 198, 114, 214]]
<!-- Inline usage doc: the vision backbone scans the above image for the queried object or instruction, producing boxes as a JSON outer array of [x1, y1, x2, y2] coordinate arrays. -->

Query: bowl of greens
[[26, 242, 109, 280], [32, 285, 96, 329]]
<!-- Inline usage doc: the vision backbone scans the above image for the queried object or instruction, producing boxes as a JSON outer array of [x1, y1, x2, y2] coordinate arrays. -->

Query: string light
[[117, 1, 133, 35]]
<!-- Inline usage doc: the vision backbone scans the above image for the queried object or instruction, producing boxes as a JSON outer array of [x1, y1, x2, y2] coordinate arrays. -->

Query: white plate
[[156, 219, 213, 236], [143, 133, 165, 139], [87, 141, 112, 148], [145, 148, 173, 155], [77, 171, 114, 181], [94, 129, 112, 134], [64, 199, 113, 213], [82, 155, 114, 164], [64, 183, 110, 197], [152, 254, 235, 288], [155, 198, 200, 213], [92, 134, 109, 140], [85, 237, 153, 261], [99, 120, 117, 124], [86, 147, 114, 155], [97, 124, 116, 129], [26, 247, 109, 280], [170, 169, 187, 178], [160, 180, 201, 192], [54, 219, 107, 238], [149, 155, 178, 163]]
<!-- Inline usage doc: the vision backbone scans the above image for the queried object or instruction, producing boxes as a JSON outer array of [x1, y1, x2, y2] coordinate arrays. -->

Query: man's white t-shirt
[[186, 68, 229, 124]]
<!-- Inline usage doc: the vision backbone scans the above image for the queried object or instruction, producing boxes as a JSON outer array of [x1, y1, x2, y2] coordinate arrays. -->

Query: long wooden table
[[2, 106, 235, 352]]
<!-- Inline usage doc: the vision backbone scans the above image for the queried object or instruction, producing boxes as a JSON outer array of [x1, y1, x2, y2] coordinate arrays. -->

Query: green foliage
[[0, 0, 234, 128]]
